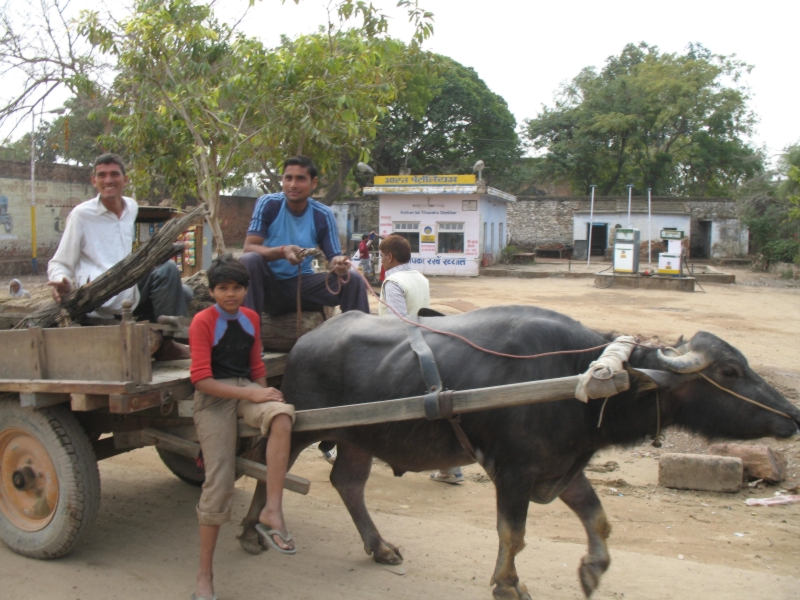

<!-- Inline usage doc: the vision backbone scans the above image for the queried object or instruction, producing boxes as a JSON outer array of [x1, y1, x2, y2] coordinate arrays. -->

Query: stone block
[[658, 453, 743, 492], [708, 443, 787, 482]]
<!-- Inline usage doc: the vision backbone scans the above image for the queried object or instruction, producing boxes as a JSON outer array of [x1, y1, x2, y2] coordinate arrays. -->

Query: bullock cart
[[0, 312, 629, 559]]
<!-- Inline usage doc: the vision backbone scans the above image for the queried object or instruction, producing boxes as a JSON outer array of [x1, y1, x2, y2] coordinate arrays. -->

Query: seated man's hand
[[329, 255, 351, 276], [47, 277, 73, 303], [282, 244, 304, 266], [249, 386, 285, 404]]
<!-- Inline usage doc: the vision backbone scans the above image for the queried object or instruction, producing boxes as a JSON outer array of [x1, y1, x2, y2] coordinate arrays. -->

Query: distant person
[[8, 279, 30, 298], [190, 255, 296, 600], [358, 232, 377, 280], [47, 153, 190, 360], [377, 236, 464, 484]]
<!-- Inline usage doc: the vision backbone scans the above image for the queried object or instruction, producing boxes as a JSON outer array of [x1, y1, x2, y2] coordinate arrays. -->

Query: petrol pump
[[657, 230, 684, 275], [613, 228, 640, 273]]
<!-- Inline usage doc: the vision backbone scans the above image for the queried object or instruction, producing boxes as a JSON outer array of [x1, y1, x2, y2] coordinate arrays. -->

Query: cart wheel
[[157, 436, 260, 487], [0, 398, 100, 559], [156, 447, 204, 486]]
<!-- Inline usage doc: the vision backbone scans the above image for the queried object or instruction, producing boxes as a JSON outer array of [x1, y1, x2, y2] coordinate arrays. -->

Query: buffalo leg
[[558, 472, 611, 597], [330, 441, 403, 565], [490, 470, 533, 600]]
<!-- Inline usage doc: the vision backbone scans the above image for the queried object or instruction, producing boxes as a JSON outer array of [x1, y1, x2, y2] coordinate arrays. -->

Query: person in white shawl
[[8, 279, 30, 298]]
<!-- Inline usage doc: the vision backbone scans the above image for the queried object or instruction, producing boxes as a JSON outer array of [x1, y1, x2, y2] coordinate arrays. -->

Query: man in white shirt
[[48, 154, 190, 360]]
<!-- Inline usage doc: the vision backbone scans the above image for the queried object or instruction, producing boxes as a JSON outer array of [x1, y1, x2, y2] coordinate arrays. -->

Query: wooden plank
[[29, 327, 48, 379], [0, 329, 39, 379], [292, 372, 629, 432], [137, 323, 152, 384], [141, 428, 310, 495], [0, 380, 130, 394], [71, 393, 109, 411], [20, 392, 70, 408], [41, 325, 125, 381], [263, 352, 288, 378], [121, 322, 152, 385], [109, 380, 195, 414]]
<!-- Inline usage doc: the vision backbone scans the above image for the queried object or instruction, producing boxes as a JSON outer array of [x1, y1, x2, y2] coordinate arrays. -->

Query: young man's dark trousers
[[239, 252, 370, 316]]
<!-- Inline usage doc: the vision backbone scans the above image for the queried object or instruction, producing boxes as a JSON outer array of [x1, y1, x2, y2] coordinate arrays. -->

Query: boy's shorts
[[193, 378, 295, 526]]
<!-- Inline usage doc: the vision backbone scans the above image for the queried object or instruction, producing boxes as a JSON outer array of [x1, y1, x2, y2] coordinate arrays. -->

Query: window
[[437, 222, 464, 253], [490, 223, 495, 252], [393, 222, 420, 252], [499, 223, 505, 249]]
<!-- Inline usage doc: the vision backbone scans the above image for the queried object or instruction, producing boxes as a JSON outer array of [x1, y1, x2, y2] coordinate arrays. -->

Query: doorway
[[586, 223, 608, 256], [693, 220, 712, 258]]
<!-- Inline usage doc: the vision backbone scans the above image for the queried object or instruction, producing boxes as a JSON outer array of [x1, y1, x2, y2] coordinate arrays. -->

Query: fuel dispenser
[[657, 230, 684, 275], [613, 228, 640, 273]]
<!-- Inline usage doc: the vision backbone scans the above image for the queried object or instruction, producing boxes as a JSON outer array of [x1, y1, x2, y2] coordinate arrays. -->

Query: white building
[[363, 175, 516, 276]]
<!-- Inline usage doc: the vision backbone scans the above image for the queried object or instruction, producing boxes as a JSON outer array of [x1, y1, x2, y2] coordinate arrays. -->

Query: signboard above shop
[[373, 174, 476, 186]]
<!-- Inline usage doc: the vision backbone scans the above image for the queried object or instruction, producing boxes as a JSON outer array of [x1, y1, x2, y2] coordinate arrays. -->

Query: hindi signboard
[[373, 174, 476, 186]]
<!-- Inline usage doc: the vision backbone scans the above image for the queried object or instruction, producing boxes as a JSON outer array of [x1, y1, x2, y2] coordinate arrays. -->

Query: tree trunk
[[17, 204, 208, 329]]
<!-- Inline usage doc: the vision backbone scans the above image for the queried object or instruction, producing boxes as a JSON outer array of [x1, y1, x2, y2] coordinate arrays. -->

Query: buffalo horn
[[656, 348, 711, 373]]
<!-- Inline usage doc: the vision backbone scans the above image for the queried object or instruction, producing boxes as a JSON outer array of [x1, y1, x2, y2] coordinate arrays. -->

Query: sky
[[216, 0, 799, 166], [5, 0, 798, 166]]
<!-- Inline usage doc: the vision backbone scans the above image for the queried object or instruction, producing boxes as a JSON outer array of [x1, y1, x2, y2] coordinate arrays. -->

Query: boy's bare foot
[[258, 508, 295, 552]]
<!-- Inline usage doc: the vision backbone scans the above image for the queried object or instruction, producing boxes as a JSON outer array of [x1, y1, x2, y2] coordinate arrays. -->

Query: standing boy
[[190, 256, 297, 600]]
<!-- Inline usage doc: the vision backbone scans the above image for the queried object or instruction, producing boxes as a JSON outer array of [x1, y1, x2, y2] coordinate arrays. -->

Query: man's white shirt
[[48, 195, 140, 316]]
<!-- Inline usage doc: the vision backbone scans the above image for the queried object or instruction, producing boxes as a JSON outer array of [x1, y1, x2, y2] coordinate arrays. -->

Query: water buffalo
[[238, 306, 800, 599]]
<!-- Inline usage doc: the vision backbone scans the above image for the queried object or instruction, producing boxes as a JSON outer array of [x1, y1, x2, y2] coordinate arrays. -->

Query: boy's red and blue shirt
[[189, 304, 267, 384]]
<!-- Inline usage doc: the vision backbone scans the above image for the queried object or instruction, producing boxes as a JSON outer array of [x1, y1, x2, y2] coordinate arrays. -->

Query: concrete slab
[[594, 272, 696, 292]]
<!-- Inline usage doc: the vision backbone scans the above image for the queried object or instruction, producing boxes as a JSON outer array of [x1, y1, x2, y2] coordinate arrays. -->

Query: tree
[[524, 43, 763, 196], [0, 0, 107, 139], [739, 144, 800, 266], [79, 0, 434, 248], [367, 56, 521, 188], [5, 92, 117, 165]]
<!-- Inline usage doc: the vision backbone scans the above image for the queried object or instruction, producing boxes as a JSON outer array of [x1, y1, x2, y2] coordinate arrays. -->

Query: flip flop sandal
[[255, 523, 297, 555]]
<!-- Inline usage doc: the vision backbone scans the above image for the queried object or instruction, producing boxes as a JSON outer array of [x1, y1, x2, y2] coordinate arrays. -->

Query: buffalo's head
[[633, 332, 800, 441]]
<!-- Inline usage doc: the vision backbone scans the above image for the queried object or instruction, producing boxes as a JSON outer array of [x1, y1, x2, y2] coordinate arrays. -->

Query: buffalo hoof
[[492, 581, 531, 600], [578, 555, 608, 597], [238, 526, 264, 555], [370, 540, 404, 565]]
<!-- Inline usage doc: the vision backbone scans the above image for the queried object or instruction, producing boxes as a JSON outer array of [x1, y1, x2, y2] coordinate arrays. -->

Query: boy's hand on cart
[[47, 277, 72, 303], [249, 386, 285, 403]]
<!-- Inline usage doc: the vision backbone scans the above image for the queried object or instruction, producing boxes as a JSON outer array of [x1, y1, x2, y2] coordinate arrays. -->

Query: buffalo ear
[[418, 308, 446, 318], [623, 363, 685, 394]]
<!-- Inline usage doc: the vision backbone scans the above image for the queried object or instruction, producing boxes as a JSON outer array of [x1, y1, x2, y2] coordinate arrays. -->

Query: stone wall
[[506, 197, 584, 248], [0, 160, 95, 275], [506, 196, 744, 257]]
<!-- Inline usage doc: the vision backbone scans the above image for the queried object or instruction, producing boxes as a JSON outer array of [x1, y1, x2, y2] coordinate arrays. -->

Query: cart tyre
[[0, 398, 100, 559], [156, 447, 205, 486], [156, 436, 260, 487]]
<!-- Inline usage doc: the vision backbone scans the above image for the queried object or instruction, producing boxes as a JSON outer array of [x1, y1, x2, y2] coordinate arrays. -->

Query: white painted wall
[[377, 193, 509, 276], [573, 212, 691, 247]]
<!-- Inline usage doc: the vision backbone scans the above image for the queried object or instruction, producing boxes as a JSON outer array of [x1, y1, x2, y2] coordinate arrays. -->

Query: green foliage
[[500, 244, 519, 263], [79, 0, 432, 247], [5, 94, 117, 166], [367, 56, 521, 188], [739, 144, 800, 265], [524, 43, 763, 196]]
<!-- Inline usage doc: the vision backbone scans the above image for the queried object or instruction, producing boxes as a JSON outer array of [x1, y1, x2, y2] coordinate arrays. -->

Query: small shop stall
[[363, 175, 515, 276]]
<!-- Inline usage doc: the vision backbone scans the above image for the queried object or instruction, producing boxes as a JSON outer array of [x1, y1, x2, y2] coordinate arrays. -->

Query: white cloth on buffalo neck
[[574, 335, 636, 402], [48, 195, 140, 317]]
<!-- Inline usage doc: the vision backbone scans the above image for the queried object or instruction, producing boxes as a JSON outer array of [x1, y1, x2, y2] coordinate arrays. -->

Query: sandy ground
[[1, 266, 800, 600]]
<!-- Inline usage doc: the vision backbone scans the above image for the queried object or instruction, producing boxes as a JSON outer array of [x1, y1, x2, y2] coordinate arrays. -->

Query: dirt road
[[2, 270, 799, 600]]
